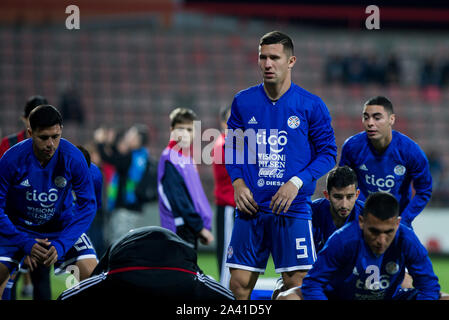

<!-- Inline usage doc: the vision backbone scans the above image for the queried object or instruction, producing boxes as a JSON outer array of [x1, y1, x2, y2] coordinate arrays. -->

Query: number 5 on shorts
[[296, 237, 308, 259]]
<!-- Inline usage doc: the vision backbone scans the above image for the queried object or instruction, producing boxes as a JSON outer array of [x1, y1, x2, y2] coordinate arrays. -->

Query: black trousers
[[216, 205, 235, 276]]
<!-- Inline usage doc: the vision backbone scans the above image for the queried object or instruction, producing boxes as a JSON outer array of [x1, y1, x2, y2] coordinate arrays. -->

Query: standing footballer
[[225, 31, 337, 299]]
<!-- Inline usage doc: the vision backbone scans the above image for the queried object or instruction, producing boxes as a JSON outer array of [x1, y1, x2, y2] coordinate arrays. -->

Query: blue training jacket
[[0, 138, 97, 258], [301, 220, 441, 300], [339, 130, 432, 227], [225, 83, 337, 219]]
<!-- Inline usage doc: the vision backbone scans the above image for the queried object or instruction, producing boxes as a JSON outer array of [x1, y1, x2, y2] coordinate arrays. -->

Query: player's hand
[[30, 238, 51, 263], [270, 181, 299, 215], [23, 255, 38, 272], [232, 178, 258, 215], [43, 245, 58, 267], [198, 228, 214, 245]]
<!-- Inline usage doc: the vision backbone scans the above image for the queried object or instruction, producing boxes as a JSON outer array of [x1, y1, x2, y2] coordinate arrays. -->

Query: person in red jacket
[[0, 95, 51, 301], [0, 96, 48, 158], [212, 105, 236, 289]]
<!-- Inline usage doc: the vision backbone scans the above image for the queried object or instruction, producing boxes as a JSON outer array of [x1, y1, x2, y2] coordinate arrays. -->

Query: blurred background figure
[[0, 95, 51, 301], [58, 81, 85, 125], [212, 105, 235, 289], [94, 123, 153, 245]]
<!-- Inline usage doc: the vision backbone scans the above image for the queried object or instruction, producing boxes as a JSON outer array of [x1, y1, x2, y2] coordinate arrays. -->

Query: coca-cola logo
[[258, 168, 285, 178]]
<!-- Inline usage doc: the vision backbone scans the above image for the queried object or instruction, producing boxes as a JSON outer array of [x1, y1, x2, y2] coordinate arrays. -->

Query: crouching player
[[274, 166, 363, 299], [0, 105, 98, 299], [295, 192, 448, 300]]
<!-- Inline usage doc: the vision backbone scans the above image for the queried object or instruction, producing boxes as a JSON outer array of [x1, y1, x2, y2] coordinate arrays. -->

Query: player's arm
[[294, 99, 337, 191], [51, 152, 97, 258], [0, 155, 37, 254], [224, 98, 244, 183], [161, 161, 209, 238], [225, 98, 258, 215], [401, 145, 432, 226], [404, 230, 440, 300], [300, 232, 346, 300], [338, 137, 353, 167], [272, 100, 337, 214]]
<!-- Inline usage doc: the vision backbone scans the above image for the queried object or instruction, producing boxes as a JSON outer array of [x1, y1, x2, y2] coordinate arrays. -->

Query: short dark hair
[[364, 96, 394, 115], [326, 166, 358, 192], [260, 31, 294, 56], [169, 107, 198, 128], [24, 95, 48, 118], [29, 105, 63, 131], [362, 192, 399, 220], [77, 145, 91, 167]]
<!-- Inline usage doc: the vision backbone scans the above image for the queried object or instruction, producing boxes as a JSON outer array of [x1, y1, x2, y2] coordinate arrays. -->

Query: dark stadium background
[[0, 0, 448, 299]]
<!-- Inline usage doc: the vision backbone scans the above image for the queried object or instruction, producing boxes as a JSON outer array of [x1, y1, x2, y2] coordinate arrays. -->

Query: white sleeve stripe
[[158, 183, 172, 211], [197, 274, 235, 299], [60, 273, 107, 300]]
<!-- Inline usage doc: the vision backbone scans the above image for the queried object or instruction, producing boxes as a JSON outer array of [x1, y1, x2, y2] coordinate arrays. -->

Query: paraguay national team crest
[[287, 116, 300, 129], [386, 261, 399, 275], [54, 176, 67, 188], [394, 165, 406, 176]]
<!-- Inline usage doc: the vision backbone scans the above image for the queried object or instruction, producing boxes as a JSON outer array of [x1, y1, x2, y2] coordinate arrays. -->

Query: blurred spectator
[[427, 150, 443, 191], [324, 52, 402, 87], [343, 53, 367, 85], [384, 53, 401, 85], [324, 54, 345, 84], [420, 57, 441, 88], [440, 59, 449, 88], [80, 143, 108, 258], [364, 53, 385, 85], [157, 108, 214, 250], [0, 95, 48, 157], [58, 81, 85, 124], [212, 105, 235, 289], [95, 124, 152, 244]]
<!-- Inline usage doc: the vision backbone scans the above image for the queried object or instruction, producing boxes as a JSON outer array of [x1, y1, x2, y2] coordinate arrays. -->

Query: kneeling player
[[298, 192, 447, 300]]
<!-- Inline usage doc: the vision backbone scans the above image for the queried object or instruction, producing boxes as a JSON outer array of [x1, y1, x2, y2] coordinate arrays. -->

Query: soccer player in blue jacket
[[339, 96, 432, 228], [225, 31, 337, 299], [300, 192, 446, 300], [275, 166, 362, 300], [0, 105, 98, 298], [311, 166, 363, 253]]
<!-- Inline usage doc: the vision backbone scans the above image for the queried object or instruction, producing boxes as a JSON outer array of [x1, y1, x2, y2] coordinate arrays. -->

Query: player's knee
[[440, 291, 449, 300], [229, 276, 248, 295], [0, 263, 9, 283], [282, 270, 307, 289], [76, 258, 98, 281], [229, 270, 255, 299], [0, 263, 10, 299]]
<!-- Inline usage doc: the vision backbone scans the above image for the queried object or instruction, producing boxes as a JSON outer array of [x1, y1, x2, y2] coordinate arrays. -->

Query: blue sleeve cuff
[[225, 165, 243, 183], [296, 170, 313, 188], [23, 239, 37, 256], [51, 240, 65, 259]]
